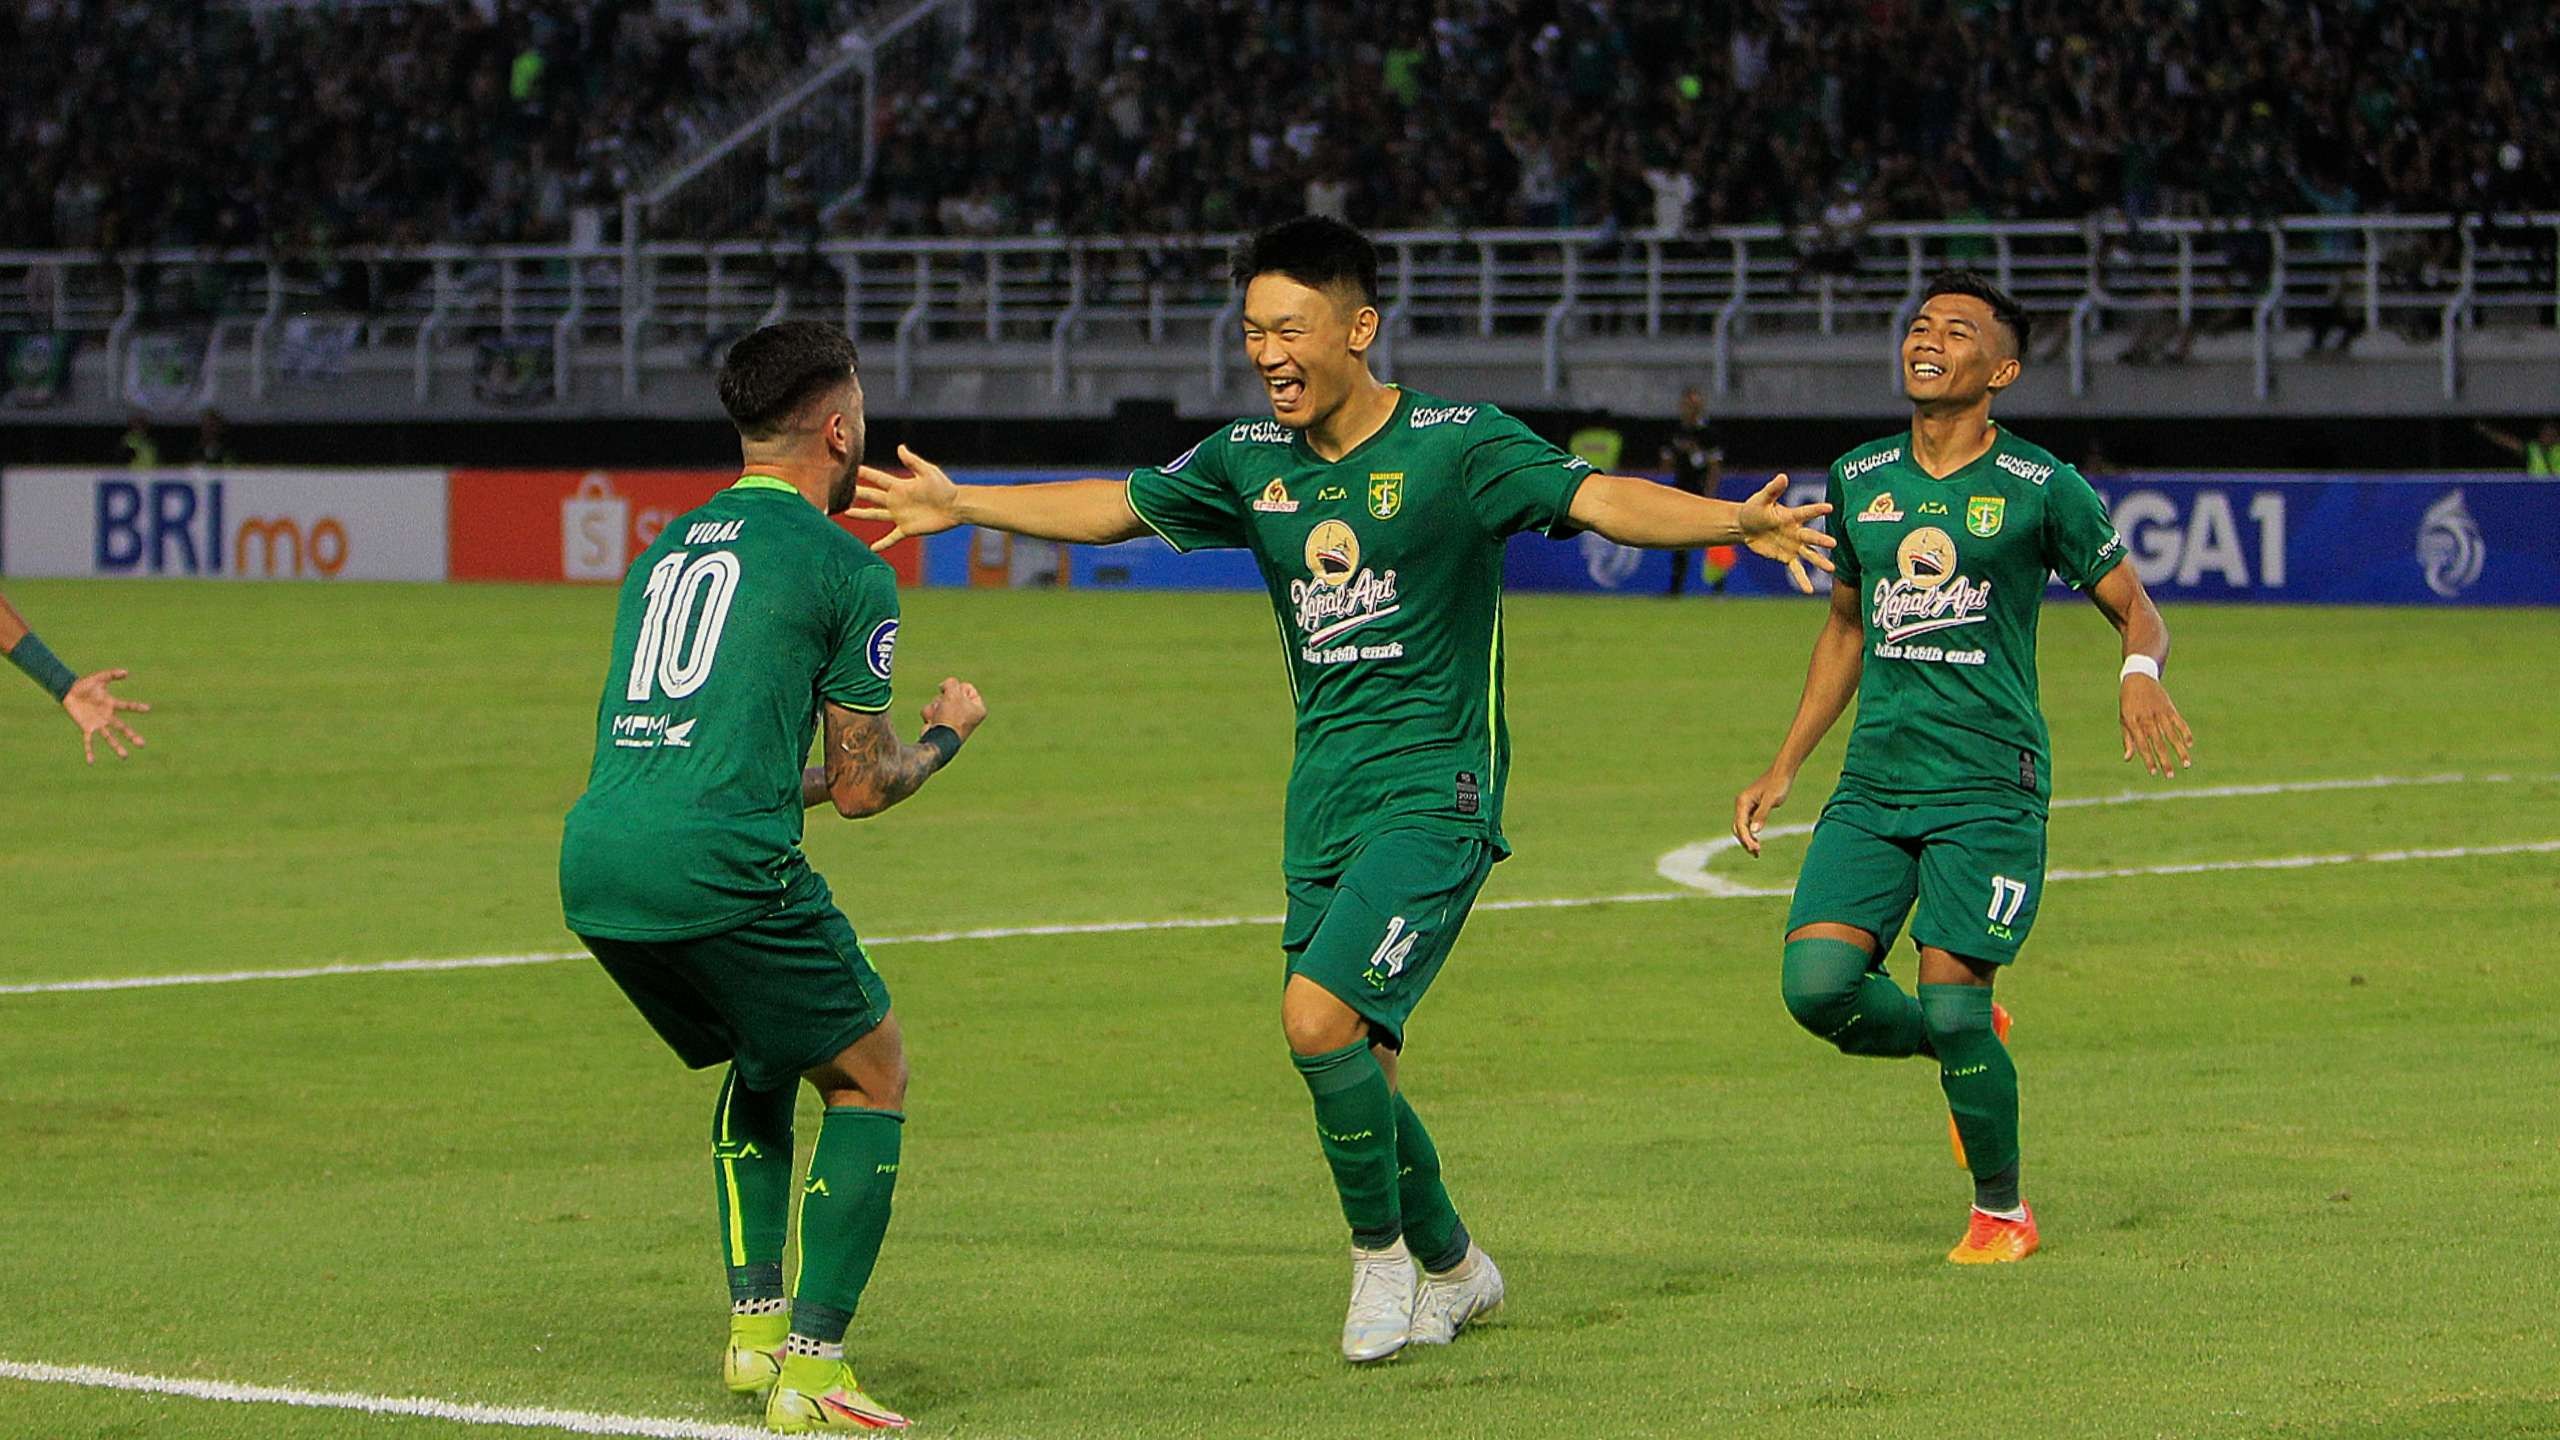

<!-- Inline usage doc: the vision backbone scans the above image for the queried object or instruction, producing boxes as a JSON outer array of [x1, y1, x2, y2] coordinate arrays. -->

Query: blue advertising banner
[[925, 470, 2559, 606]]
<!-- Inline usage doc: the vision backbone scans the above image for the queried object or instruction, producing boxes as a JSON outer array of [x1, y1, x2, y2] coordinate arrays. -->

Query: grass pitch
[[2, 579, 2556, 1440]]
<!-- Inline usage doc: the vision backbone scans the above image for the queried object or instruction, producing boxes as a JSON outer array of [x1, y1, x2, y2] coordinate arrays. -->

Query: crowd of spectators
[[5, 0, 2556, 253], [870, 0, 2559, 239], [0, 0, 855, 251]]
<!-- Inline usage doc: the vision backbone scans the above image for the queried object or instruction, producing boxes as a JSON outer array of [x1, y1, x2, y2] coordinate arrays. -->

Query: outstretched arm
[[850, 445, 1150, 550], [1, 588, 150, 763], [2089, 563, 2192, 777], [1731, 581, 1865, 855], [1568, 473, 1836, 592], [801, 678, 989, 818]]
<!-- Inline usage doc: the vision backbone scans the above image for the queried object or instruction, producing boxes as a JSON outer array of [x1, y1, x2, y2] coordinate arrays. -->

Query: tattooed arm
[[801, 678, 988, 819]]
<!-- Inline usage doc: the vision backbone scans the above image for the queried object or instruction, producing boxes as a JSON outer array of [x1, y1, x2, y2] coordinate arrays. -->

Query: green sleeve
[[2041, 464, 2128, 591], [1126, 432, 1248, 552], [1461, 409, 1593, 539], [1825, 465, 1862, 590], [818, 562, 899, 713]]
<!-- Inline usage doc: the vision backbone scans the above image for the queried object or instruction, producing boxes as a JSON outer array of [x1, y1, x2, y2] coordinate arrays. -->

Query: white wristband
[[2120, 654, 2162, 684]]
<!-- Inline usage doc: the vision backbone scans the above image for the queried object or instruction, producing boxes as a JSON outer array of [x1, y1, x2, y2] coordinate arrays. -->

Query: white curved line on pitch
[[1655, 771, 2555, 895], [0, 1358, 774, 1439], [4, 774, 2550, 998]]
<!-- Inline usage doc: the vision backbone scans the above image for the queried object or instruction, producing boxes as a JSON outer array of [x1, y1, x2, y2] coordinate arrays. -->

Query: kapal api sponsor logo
[[1842, 447, 1902, 482], [1293, 519, 1401, 648], [1872, 525, 1993, 642]]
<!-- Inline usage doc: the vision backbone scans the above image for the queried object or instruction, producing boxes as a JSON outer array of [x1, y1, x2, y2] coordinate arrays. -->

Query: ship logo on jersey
[[1368, 473, 1404, 520], [1859, 492, 1904, 522], [1874, 525, 1993, 641], [1306, 520, 1360, 585], [1293, 519, 1401, 648], [1252, 479, 1301, 514], [1896, 527, 1958, 590], [1966, 495, 2006, 538]]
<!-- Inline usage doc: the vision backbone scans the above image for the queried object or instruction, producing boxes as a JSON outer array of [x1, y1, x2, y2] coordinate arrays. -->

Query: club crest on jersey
[[1967, 495, 2006, 538], [1859, 492, 1904, 522], [1368, 472, 1404, 520], [866, 618, 898, 680], [1252, 479, 1301, 514]]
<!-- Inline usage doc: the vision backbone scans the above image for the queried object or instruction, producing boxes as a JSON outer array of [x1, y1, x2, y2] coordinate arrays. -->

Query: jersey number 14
[[627, 550, 743, 702]]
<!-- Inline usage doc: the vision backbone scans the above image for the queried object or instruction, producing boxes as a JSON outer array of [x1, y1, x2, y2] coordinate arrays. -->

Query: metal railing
[[4, 213, 2553, 408]]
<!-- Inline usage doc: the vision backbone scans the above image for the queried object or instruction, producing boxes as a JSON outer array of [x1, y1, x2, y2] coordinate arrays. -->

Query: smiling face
[[1241, 272, 1379, 432], [1902, 293, 2020, 410]]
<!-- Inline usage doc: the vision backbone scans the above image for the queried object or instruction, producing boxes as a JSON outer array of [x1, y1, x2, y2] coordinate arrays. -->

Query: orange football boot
[[1947, 1202, 2040, 1264]]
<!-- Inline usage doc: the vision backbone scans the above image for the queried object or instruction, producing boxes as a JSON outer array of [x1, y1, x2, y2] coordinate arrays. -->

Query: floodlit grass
[[3, 581, 2555, 1439]]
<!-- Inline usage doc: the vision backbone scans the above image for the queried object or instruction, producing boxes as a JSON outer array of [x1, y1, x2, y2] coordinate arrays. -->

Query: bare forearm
[[1769, 617, 1865, 777], [1570, 474, 1745, 548], [953, 480, 1150, 544], [826, 725, 944, 818], [0, 592, 31, 652], [802, 764, 831, 809]]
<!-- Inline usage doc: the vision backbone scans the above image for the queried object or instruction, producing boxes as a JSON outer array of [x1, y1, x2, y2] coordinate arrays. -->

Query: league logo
[[1966, 495, 2006, 538], [865, 618, 899, 681], [1306, 520, 1360, 587], [2418, 490, 2484, 598], [1368, 472, 1404, 520]]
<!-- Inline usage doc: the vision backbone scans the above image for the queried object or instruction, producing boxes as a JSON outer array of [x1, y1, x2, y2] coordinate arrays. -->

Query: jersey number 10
[[627, 550, 743, 702]]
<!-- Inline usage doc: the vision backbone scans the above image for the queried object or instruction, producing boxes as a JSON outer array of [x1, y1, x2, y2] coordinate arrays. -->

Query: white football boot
[[1339, 1238, 1419, 1363], [1409, 1242, 1504, 1345]]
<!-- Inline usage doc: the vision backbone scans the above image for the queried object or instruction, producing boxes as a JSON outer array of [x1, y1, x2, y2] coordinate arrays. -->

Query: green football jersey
[[1824, 427, 2126, 812], [1127, 387, 1591, 879], [560, 476, 900, 940]]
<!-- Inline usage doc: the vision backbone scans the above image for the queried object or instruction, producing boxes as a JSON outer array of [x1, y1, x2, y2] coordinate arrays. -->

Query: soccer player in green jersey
[[851, 216, 1836, 1362], [559, 322, 986, 1432], [1731, 272, 2194, 1264], [2, 590, 149, 762]]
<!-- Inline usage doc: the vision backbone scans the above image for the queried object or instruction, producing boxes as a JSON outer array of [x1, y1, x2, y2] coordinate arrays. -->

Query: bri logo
[[1843, 448, 1903, 482], [1994, 454, 2055, 485]]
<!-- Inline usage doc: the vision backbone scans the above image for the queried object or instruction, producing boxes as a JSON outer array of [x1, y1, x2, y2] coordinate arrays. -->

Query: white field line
[[1654, 770, 2558, 895], [0, 1359, 772, 1439], [3, 773, 2552, 999]]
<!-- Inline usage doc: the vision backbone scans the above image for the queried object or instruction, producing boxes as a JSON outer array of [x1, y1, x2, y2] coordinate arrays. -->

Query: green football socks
[[1292, 1040, 1402, 1250], [1920, 984, 2021, 1209], [788, 1106, 904, 1346], [1782, 938, 1931, 1059], [712, 1067, 795, 1305], [1392, 1091, 1471, 1273]]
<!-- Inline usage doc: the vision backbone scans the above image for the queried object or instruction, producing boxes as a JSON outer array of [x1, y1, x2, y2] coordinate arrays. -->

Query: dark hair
[[1921, 270, 2029, 357], [718, 321, 860, 440], [1231, 215, 1380, 308]]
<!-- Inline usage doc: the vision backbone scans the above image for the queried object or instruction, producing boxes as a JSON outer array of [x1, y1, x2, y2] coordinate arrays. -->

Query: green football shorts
[[579, 869, 892, 1092], [1283, 828, 1499, 1050], [1784, 789, 2047, 966]]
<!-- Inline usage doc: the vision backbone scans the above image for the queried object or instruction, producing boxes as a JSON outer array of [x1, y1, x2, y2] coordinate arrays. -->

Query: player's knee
[[1918, 983, 1993, 1046], [1280, 994, 1367, 1057], [1780, 936, 1870, 1038]]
